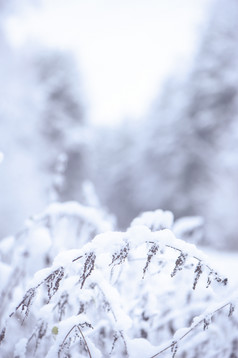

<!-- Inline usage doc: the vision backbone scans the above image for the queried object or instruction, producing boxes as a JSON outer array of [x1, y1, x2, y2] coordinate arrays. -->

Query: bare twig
[[149, 301, 232, 358], [78, 325, 92, 358], [58, 324, 92, 358], [72, 255, 83, 262]]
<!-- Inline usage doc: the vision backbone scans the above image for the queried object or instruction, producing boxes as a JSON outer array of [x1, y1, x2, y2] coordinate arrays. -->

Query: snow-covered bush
[[0, 206, 237, 357], [173, 216, 204, 245]]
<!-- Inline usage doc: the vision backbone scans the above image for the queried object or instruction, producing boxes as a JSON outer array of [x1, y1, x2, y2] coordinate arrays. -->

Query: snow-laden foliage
[[0, 205, 237, 358]]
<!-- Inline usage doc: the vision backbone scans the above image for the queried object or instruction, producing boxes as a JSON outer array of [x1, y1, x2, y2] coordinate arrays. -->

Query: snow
[[27, 227, 51, 257], [0, 261, 11, 291], [92, 270, 132, 331], [202, 247, 238, 289], [173, 326, 191, 341], [14, 338, 27, 358], [1, 1, 238, 356], [30, 266, 54, 287], [53, 249, 83, 268], [0, 236, 14, 256], [32, 201, 113, 235], [92, 231, 125, 255], [127, 225, 152, 248], [1, 205, 238, 357], [127, 338, 159, 358], [130, 209, 174, 231], [86, 340, 102, 358], [173, 216, 204, 244]]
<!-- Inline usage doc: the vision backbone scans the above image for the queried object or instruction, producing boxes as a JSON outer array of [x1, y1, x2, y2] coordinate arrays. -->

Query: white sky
[[6, 0, 213, 125]]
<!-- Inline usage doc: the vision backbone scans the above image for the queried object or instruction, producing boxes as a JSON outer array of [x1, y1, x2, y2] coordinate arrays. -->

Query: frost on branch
[[130, 209, 173, 231], [142, 242, 159, 278], [192, 261, 203, 290], [27, 320, 48, 354], [79, 252, 96, 288], [229, 303, 235, 317], [206, 270, 228, 289], [110, 242, 130, 268], [171, 252, 188, 277], [55, 292, 69, 321], [0, 205, 236, 358], [171, 341, 178, 358], [58, 322, 93, 358], [11, 287, 38, 323], [45, 267, 65, 301], [0, 327, 6, 344]]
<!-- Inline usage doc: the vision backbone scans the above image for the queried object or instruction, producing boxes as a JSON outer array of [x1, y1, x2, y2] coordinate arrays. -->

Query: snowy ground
[[202, 246, 238, 289]]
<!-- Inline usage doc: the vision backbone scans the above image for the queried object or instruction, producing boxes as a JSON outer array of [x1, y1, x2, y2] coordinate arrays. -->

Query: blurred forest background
[[1, 0, 238, 249]]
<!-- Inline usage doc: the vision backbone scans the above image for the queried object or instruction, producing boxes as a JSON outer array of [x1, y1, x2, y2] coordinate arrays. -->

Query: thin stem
[[78, 325, 92, 358], [148, 241, 228, 283], [59, 324, 92, 358], [149, 302, 231, 358], [72, 255, 83, 262]]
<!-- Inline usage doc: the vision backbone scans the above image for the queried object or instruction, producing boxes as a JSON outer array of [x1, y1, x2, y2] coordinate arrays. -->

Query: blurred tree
[[0, 2, 48, 238], [91, 0, 238, 249], [136, 0, 238, 248], [0, 4, 88, 238], [159, 0, 238, 248], [91, 123, 138, 227], [31, 49, 89, 203]]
